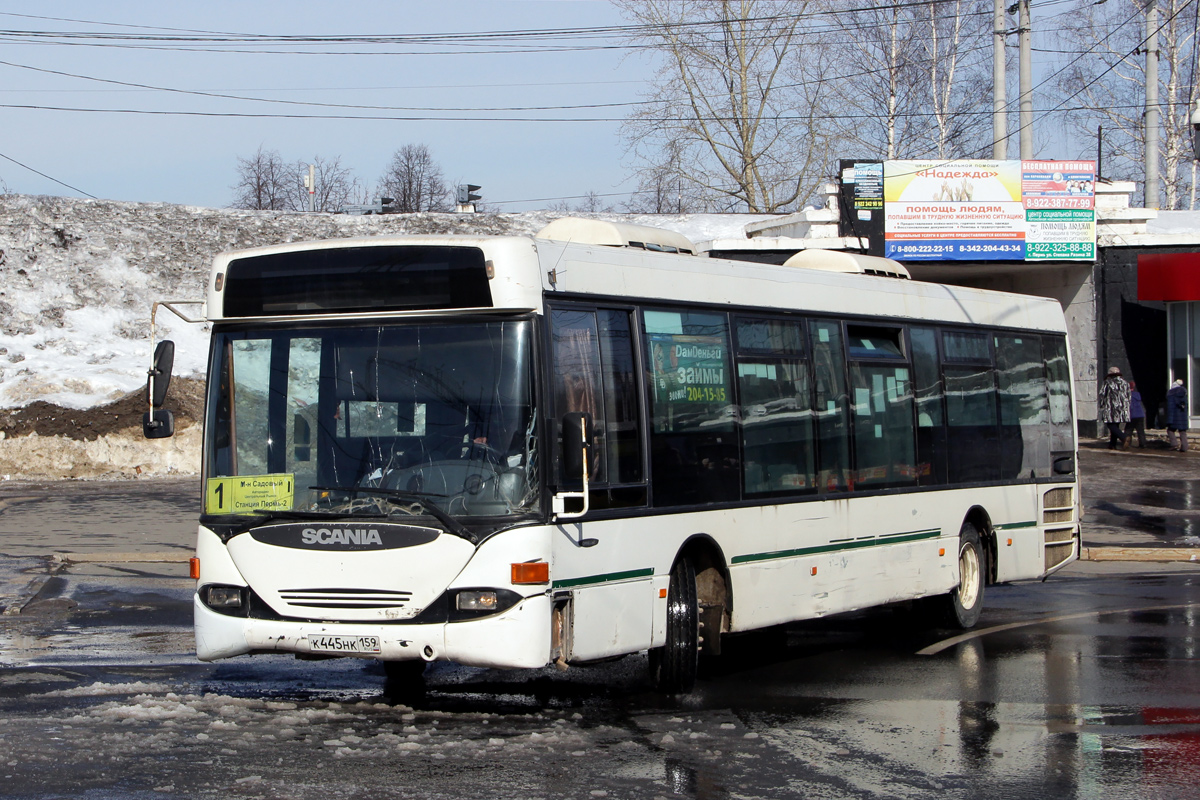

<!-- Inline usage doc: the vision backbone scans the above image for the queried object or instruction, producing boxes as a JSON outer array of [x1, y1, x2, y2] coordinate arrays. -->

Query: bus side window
[[549, 306, 646, 509], [943, 330, 999, 483], [996, 334, 1049, 479], [550, 308, 607, 485], [734, 317, 815, 496], [909, 327, 948, 486], [644, 308, 738, 507], [1043, 335, 1075, 458], [846, 325, 916, 490], [809, 320, 850, 492]]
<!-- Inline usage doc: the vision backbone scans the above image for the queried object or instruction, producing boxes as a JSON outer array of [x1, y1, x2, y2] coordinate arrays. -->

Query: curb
[[1081, 546, 1200, 563]]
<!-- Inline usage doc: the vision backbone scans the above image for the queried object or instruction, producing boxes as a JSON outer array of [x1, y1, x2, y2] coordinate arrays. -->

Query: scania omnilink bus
[[145, 218, 1080, 692]]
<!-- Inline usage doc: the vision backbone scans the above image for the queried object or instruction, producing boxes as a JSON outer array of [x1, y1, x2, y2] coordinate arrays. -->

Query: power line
[[0, 150, 96, 198]]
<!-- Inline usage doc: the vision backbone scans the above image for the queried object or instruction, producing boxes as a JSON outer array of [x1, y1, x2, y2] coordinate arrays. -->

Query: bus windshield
[[204, 318, 538, 524]]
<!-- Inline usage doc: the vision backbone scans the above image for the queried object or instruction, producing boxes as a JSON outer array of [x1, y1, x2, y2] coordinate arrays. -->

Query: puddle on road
[[1130, 480, 1200, 511]]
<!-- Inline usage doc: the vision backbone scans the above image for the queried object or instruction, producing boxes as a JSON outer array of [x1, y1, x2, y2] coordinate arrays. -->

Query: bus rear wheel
[[649, 558, 700, 694], [935, 522, 986, 629]]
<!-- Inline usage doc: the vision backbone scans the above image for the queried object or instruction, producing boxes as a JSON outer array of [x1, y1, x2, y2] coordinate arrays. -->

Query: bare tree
[[624, 139, 706, 212], [291, 156, 364, 212], [616, 0, 832, 213], [1057, 0, 1198, 208], [827, 0, 993, 160], [548, 191, 618, 213], [231, 146, 292, 210], [377, 144, 450, 212]]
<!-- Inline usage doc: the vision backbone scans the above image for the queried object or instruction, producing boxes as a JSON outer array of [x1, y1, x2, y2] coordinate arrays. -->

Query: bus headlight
[[202, 584, 245, 610], [455, 590, 499, 612]]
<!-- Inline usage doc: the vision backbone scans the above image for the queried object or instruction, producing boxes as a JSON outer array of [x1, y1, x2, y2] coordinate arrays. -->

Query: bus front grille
[[278, 588, 413, 610]]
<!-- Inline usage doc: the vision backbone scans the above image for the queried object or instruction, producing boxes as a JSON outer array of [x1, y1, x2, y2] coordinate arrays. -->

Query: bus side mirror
[[143, 409, 175, 439], [144, 340, 176, 440], [561, 411, 592, 481], [148, 340, 175, 408]]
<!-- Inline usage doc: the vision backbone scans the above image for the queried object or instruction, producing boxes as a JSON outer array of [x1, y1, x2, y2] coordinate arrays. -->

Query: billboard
[[882, 160, 1096, 262]]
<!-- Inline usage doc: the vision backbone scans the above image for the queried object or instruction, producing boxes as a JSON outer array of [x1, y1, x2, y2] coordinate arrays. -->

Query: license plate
[[308, 634, 381, 654]]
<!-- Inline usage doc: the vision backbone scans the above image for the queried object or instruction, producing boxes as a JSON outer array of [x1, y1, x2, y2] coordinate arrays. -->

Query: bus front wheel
[[649, 558, 700, 694], [938, 522, 986, 629]]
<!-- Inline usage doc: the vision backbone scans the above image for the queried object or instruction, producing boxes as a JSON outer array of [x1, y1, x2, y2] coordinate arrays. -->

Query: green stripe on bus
[[994, 521, 1037, 530], [552, 567, 655, 590], [731, 528, 942, 565]]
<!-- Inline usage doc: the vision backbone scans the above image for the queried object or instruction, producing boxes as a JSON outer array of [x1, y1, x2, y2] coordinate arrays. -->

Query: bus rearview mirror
[[147, 340, 175, 408], [143, 408, 175, 439]]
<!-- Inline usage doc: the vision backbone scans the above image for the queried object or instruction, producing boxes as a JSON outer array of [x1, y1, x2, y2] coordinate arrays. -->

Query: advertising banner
[[882, 159, 1095, 262], [1021, 160, 1096, 260]]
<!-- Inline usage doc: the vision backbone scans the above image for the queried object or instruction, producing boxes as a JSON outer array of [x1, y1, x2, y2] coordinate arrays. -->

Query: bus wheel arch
[[649, 535, 729, 693], [682, 535, 731, 658], [963, 506, 997, 585], [922, 512, 990, 630], [948, 515, 988, 629]]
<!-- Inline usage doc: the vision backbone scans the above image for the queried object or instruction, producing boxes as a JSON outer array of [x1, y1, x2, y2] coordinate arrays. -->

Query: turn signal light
[[189, 557, 200, 580], [511, 562, 549, 585]]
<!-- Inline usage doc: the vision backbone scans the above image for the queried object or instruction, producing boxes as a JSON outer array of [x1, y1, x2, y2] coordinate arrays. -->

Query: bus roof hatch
[[536, 217, 696, 255], [782, 250, 911, 279]]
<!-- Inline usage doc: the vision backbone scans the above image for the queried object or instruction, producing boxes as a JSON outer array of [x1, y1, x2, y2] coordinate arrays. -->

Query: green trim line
[[552, 567, 654, 590], [994, 520, 1038, 530], [731, 528, 942, 565]]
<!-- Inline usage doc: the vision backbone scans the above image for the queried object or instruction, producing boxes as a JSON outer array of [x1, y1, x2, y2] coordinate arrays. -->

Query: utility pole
[[306, 163, 316, 213], [1018, 0, 1033, 159], [993, 0, 1007, 159], [1145, 0, 1160, 208]]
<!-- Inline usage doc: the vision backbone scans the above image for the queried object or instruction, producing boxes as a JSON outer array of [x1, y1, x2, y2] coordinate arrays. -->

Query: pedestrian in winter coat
[[1098, 366, 1131, 449], [1167, 379, 1189, 452], [1124, 380, 1147, 448]]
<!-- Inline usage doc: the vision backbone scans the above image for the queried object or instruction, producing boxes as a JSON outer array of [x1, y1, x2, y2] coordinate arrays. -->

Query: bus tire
[[941, 522, 986, 629], [649, 557, 700, 694]]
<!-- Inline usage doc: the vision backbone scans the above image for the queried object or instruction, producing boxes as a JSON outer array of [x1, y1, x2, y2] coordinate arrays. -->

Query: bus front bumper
[[194, 593, 552, 670]]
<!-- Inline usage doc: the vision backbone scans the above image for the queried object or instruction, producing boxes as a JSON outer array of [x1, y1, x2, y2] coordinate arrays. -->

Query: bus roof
[[206, 231, 1067, 334]]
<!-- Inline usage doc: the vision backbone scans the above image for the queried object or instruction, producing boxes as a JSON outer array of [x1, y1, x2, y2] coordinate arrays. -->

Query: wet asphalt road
[[0, 456, 1198, 799]]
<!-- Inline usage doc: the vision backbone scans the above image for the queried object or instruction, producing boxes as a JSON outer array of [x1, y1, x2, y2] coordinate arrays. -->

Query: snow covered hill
[[0, 194, 766, 479]]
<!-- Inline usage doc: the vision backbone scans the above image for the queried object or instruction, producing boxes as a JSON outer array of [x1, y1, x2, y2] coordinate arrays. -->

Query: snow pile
[[0, 194, 768, 478]]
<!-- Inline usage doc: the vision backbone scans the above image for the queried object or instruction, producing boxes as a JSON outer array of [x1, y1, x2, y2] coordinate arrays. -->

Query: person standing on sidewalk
[[1167, 379, 1189, 452], [1098, 366, 1131, 449], [1125, 380, 1147, 448]]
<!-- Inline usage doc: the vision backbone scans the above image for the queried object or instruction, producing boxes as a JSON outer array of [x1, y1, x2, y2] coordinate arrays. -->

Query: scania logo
[[247, 522, 441, 550], [301, 527, 383, 546]]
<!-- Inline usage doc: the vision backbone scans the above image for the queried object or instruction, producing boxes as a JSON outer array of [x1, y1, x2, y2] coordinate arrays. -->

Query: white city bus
[[145, 218, 1080, 692]]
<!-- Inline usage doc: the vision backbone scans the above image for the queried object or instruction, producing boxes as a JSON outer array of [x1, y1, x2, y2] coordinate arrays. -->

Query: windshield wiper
[[201, 509, 359, 538], [310, 486, 478, 544]]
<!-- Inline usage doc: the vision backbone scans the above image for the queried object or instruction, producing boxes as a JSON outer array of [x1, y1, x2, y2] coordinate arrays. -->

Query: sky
[[0, 1, 650, 211]]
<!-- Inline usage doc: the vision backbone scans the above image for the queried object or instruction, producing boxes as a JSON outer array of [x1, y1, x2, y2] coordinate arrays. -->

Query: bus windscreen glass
[[203, 319, 537, 524]]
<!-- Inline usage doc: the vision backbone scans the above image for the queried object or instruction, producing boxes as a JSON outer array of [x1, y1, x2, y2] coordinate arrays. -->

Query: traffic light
[[457, 184, 481, 204]]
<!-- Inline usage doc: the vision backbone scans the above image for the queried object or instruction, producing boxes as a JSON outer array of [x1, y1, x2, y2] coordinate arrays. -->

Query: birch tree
[[616, 0, 832, 212], [827, 0, 993, 160], [1056, 0, 1198, 208]]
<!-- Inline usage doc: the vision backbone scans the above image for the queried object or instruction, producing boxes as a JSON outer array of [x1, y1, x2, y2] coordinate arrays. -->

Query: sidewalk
[[1078, 431, 1200, 563]]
